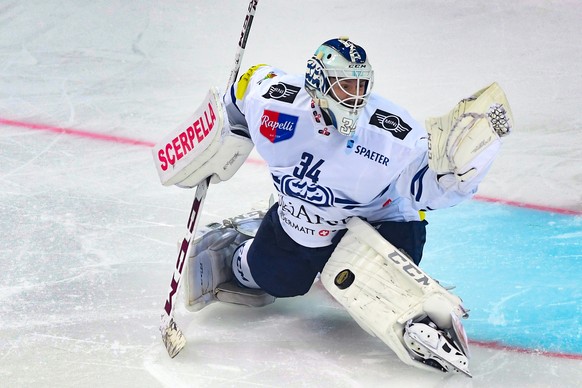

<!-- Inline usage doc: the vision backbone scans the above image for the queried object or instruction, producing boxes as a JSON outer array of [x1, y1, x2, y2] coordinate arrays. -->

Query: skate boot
[[184, 211, 275, 311], [403, 313, 472, 377]]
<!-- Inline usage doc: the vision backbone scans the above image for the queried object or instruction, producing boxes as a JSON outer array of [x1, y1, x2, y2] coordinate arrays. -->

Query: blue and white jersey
[[225, 65, 485, 247]]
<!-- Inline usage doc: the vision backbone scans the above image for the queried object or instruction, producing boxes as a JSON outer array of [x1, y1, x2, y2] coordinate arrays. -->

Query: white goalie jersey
[[225, 65, 496, 248]]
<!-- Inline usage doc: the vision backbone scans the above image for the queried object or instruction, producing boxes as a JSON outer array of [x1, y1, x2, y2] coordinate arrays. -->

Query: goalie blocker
[[320, 217, 472, 376], [152, 87, 254, 188]]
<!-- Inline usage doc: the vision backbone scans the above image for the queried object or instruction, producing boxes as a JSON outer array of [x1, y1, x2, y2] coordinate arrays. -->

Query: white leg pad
[[184, 223, 275, 312], [320, 217, 468, 372]]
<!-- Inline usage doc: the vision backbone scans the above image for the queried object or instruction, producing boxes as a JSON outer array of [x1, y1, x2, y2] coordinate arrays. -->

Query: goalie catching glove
[[152, 87, 254, 188], [426, 82, 513, 182]]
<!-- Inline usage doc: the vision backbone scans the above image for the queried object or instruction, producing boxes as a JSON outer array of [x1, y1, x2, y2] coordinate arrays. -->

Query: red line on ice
[[0, 117, 156, 147], [472, 195, 582, 216], [470, 339, 582, 360], [2, 117, 580, 214]]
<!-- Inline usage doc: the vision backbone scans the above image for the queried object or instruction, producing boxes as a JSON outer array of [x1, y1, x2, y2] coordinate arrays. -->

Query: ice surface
[[1, 1, 581, 387]]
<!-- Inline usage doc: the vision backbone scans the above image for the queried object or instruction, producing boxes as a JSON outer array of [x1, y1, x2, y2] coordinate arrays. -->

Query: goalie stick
[[160, 176, 210, 357], [159, 0, 260, 358]]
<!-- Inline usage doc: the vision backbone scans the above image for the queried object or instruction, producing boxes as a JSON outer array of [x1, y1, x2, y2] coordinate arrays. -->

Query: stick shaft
[[226, 0, 259, 90], [162, 177, 210, 321], [160, 0, 260, 358]]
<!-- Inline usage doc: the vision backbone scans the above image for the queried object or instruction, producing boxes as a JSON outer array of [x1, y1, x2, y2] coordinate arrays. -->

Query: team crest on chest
[[260, 110, 298, 143]]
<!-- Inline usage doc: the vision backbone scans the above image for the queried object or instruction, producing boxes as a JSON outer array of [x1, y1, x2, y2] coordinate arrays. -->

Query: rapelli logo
[[262, 82, 300, 103], [259, 110, 298, 143], [369, 109, 413, 140]]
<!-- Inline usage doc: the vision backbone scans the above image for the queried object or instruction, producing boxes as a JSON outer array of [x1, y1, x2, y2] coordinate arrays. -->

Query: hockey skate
[[403, 312, 472, 377], [184, 210, 275, 311]]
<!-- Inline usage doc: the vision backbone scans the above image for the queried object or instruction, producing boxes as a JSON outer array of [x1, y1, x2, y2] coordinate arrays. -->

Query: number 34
[[293, 152, 324, 184]]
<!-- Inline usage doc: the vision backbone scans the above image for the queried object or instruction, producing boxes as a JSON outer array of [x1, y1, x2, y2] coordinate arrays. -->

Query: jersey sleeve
[[223, 64, 285, 129], [389, 137, 495, 212]]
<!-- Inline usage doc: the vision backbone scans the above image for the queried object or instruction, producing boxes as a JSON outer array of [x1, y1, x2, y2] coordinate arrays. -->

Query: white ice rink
[[1, 1, 581, 387]]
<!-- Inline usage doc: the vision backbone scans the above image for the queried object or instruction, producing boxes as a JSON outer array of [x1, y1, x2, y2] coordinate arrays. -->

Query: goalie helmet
[[305, 36, 374, 136]]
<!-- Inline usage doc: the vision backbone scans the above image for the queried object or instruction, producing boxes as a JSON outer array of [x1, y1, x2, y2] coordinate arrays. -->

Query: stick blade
[[160, 317, 186, 358]]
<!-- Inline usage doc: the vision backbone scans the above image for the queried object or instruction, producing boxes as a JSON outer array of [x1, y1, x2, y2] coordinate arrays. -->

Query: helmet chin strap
[[314, 97, 356, 136], [313, 97, 338, 126], [314, 97, 328, 109], [319, 106, 334, 126]]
